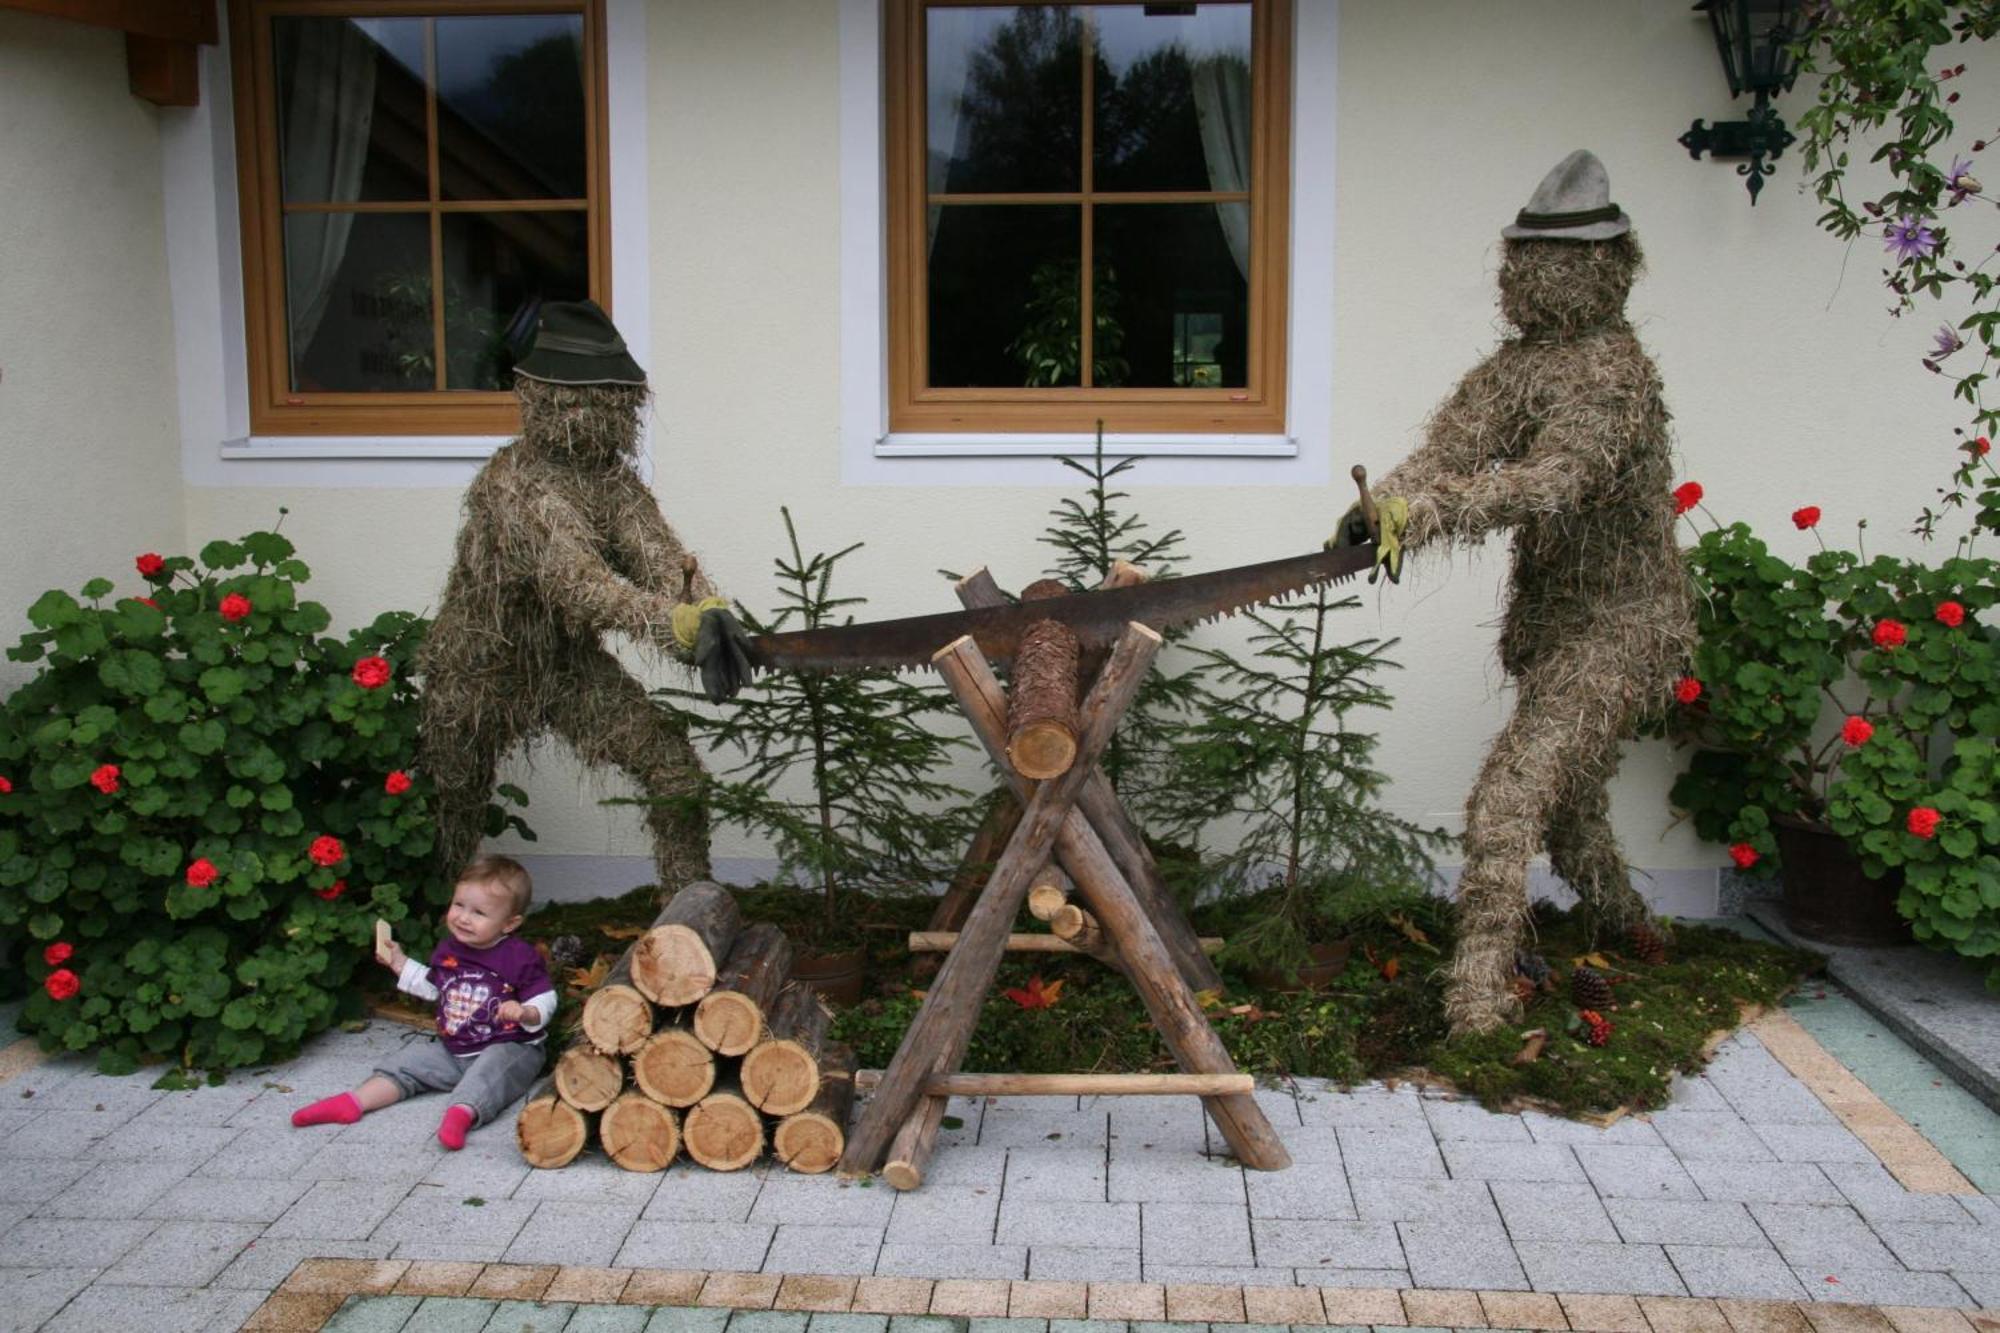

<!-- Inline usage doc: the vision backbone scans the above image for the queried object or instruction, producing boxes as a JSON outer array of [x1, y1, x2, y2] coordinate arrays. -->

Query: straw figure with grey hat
[[1328, 150, 1695, 1035], [418, 299, 754, 896]]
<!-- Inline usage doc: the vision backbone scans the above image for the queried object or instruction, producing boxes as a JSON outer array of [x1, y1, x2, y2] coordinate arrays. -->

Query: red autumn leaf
[[1003, 975, 1064, 1009], [1380, 955, 1401, 981]]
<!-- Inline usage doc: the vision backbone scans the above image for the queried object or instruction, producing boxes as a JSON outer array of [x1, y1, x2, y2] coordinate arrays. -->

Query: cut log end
[[516, 1094, 589, 1169], [683, 1092, 765, 1172], [1008, 721, 1079, 780], [772, 1112, 844, 1174], [741, 1039, 819, 1117], [553, 1045, 624, 1112], [581, 984, 655, 1056], [600, 1092, 681, 1172], [693, 991, 765, 1057], [882, 1157, 923, 1191], [631, 1027, 716, 1108], [632, 927, 721, 1008]]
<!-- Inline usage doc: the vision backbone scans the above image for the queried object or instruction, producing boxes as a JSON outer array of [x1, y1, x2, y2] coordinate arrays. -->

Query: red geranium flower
[[219, 593, 252, 623], [1729, 843, 1760, 869], [1872, 619, 1908, 649], [42, 942, 72, 967], [317, 879, 347, 901], [1791, 506, 1821, 530], [1674, 676, 1703, 705], [383, 770, 413, 796], [185, 858, 220, 888], [1672, 481, 1704, 515], [0, 775, 11, 795], [308, 835, 346, 867], [1974, 436, 1992, 457], [44, 969, 79, 1001], [1936, 601, 1966, 627], [89, 764, 120, 795], [1907, 807, 1942, 839], [352, 656, 392, 690], [135, 553, 165, 578], [1841, 716, 1875, 747], [137, 597, 158, 609]]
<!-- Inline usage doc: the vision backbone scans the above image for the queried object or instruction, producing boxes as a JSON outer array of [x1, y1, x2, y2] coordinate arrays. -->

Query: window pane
[[437, 15, 588, 201], [274, 17, 428, 203], [929, 204, 1080, 387], [282, 212, 433, 392], [1092, 3, 1251, 193], [927, 6, 1083, 195], [441, 211, 590, 389], [1094, 202, 1248, 388]]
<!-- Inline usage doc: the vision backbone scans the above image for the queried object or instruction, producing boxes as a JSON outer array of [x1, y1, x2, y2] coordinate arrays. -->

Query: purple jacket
[[398, 936, 556, 1056]]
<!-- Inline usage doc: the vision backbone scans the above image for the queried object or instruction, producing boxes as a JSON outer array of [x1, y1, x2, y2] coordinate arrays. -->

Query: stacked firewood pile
[[515, 881, 856, 1174]]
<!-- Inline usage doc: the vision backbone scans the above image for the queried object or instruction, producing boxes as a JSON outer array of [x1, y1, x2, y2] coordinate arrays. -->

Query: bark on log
[[772, 1042, 857, 1175], [839, 624, 1160, 1175], [516, 1077, 592, 1169], [693, 922, 794, 1056], [630, 1021, 716, 1108], [1008, 620, 1081, 780], [553, 1037, 625, 1112], [631, 880, 742, 1007], [907, 930, 1222, 955], [882, 1096, 946, 1191], [853, 1070, 1251, 1097], [1027, 864, 1073, 922], [955, 575, 1222, 994], [927, 792, 1023, 933], [740, 983, 833, 1116], [937, 639, 1291, 1172], [600, 1091, 681, 1172], [683, 1077, 765, 1172]]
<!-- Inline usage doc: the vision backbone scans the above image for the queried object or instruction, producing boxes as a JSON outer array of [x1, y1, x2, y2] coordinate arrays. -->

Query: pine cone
[[1514, 948, 1552, 989], [1571, 965, 1613, 1010], [1627, 921, 1669, 966], [548, 933, 588, 973]]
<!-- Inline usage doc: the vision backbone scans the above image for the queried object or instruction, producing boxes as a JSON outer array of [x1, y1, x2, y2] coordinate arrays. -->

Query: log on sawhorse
[[836, 620, 1290, 1187]]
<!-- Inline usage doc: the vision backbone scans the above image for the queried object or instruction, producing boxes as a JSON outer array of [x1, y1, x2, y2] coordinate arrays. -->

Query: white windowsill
[[217, 436, 511, 460], [877, 432, 1298, 459]]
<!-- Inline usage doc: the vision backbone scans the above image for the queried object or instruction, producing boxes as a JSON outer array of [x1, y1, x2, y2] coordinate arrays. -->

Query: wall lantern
[[1678, 0, 1803, 204]]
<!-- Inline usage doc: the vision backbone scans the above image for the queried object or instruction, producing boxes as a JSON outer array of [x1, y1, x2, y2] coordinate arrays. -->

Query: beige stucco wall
[[167, 0, 1985, 902], [0, 12, 185, 693]]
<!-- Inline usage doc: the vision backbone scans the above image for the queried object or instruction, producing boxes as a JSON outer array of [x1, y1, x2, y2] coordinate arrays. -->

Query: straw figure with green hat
[[418, 299, 753, 895], [1329, 150, 1695, 1035]]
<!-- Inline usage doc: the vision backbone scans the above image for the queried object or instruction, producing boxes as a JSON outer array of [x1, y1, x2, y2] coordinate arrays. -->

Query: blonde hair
[[457, 854, 533, 918]]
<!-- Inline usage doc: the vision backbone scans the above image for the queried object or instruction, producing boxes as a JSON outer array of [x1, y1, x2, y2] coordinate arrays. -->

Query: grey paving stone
[[1818, 1161, 1977, 1225], [1513, 1240, 1684, 1295], [1100, 1094, 1211, 1153], [1573, 1144, 1702, 1200], [978, 1098, 1103, 1150], [265, 1178, 419, 1241], [479, 1299, 575, 1331], [1748, 1123, 1876, 1164], [1488, 1180, 1616, 1241], [1028, 1246, 1141, 1280], [873, 1242, 1026, 1279], [0, 1267, 96, 1332], [375, 1191, 537, 1263], [191, 1125, 338, 1180], [0, 1216, 155, 1270], [0, 1108, 132, 1159], [1295, 1086, 1425, 1131], [1958, 1193, 2000, 1226], [1142, 1201, 1254, 1265], [752, 1174, 897, 1226], [995, 1198, 1139, 1249], [1005, 1145, 1108, 1202], [85, 1118, 239, 1164], [140, 1174, 311, 1223], [209, 1235, 397, 1289], [406, 1296, 501, 1332], [511, 1157, 662, 1205], [884, 1182, 1000, 1246], [1605, 1198, 1763, 1245], [1519, 1111, 1664, 1146], [1142, 1262, 1297, 1285], [0, 1158, 90, 1206], [1665, 1244, 1811, 1300], [0, 1060, 92, 1103], [921, 1145, 1008, 1189], [811, 1317, 891, 1333], [642, 1166, 768, 1221], [1335, 1127, 1444, 1179], [298, 1139, 442, 1184], [1796, 1267, 1976, 1306], [1438, 1140, 1583, 1183], [40, 1281, 264, 1333], [1246, 1158, 1355, 1219], [501, 1199, 642, 1266], [1650, 1112, 1776, 1163], [965, 1320, 1043, 1333], [100, 1219, 262, 1285], [1251, 1082, 1304, 1125], [1705, 1065, 1838, 1126], [732, 1314, 813, 1333], [1396, 1222, 1527, 1290], [1288, 1266, 1412, 1288], [1108, 1153, 1244, 1203], [564, 1302, 653, 1332], [25, 1069, 161, 1113], [1422, 1098, 1530, 1142], [1682, 1162, 1842, 1204], [763, 1223, 884, 1276], [1351, 1178, 1500, 1227], [1953, 1268, 2000, 1307], [121, 1082, 262, 1129], [1250, 1218, 1403, 1269], [1268, 1120, 1345, 1164], [646, 1308, 733, 1333], [419, 1144, 533, 1200], [36, 1159, 193, 1218], [1875, 1219, 2000, 1271], [1665, 1077, 1733, 1113], [1751, 1202, 1902, 1270], [887, 1318, 960, 1333], [614, 1220, 773, 1272], [322, 1293, 422, 1331]]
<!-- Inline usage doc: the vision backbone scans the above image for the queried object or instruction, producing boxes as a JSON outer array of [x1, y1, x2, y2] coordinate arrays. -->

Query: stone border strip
[[1749, 1009, 1979, 1195], [0, 1035, 48, 1085], [240, 1261, 1999, 1333]]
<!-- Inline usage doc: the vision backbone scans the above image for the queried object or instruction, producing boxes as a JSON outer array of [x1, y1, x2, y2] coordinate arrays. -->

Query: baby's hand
[[495, 1000, 527, 1026], [379, 941, 409, 973]]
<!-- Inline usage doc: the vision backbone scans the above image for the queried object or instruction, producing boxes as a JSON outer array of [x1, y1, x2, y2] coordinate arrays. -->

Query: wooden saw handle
[[1351, 464, 1379, 540]]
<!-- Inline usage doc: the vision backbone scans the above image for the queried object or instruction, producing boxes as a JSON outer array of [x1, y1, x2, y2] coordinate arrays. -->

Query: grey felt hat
[[1501, 149, 1630, 241], [512, 299, 647, 386]]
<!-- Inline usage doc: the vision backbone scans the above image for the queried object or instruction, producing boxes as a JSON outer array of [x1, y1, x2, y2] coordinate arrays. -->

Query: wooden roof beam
[[1, 1, 217, 107]]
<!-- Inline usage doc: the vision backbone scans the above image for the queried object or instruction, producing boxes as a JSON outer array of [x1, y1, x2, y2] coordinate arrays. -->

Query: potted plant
[[1662, 498, 1998, 954]]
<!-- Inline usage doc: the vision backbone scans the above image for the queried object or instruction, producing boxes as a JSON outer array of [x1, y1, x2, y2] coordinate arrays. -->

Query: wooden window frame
[[885, 0, 1291, 436], [229, 0, 610, 436]]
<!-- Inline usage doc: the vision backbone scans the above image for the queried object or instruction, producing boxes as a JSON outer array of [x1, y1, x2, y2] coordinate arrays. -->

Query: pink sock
[[292, 1092, 363, 1128], [437, 1104, 476, 1151]]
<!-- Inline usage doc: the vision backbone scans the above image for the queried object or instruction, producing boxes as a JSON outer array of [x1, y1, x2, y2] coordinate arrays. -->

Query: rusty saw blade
[[745, 542, 1378, 673]]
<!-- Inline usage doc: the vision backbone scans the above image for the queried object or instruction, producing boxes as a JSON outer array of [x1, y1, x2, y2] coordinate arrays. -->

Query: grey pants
[[375, 1039, 545, 1126]]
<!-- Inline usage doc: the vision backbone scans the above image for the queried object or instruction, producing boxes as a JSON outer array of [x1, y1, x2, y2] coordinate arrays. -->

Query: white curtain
[[281, 20, 380, 365], [1191, 53, 1251, 282], [926, 58, 969, 256]]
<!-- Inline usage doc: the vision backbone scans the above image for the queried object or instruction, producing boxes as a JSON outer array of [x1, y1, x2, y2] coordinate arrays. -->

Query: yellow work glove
[[1324, 495, 1410, 584], [671, 596, 732, 654]]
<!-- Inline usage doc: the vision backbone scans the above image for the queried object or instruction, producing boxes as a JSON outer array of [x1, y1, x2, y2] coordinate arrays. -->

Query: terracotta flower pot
[[789, 946, 867, 1006], [1248, 939, 1353, 993], [1773, 814, 1911, 947]]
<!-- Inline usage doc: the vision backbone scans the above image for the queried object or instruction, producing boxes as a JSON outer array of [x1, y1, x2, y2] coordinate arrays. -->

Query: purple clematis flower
[[1947, 155, 1981, 201], [1933, 324, 1965, 359], [1885, 215, 1939, 263]]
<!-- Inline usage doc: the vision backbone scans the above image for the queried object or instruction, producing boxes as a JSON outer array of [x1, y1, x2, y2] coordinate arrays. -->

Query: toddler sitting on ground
[[292, 854, 556, 1149]]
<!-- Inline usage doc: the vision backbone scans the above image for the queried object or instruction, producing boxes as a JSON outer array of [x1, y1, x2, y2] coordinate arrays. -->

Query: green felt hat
[[512, 299, 647, 387]]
